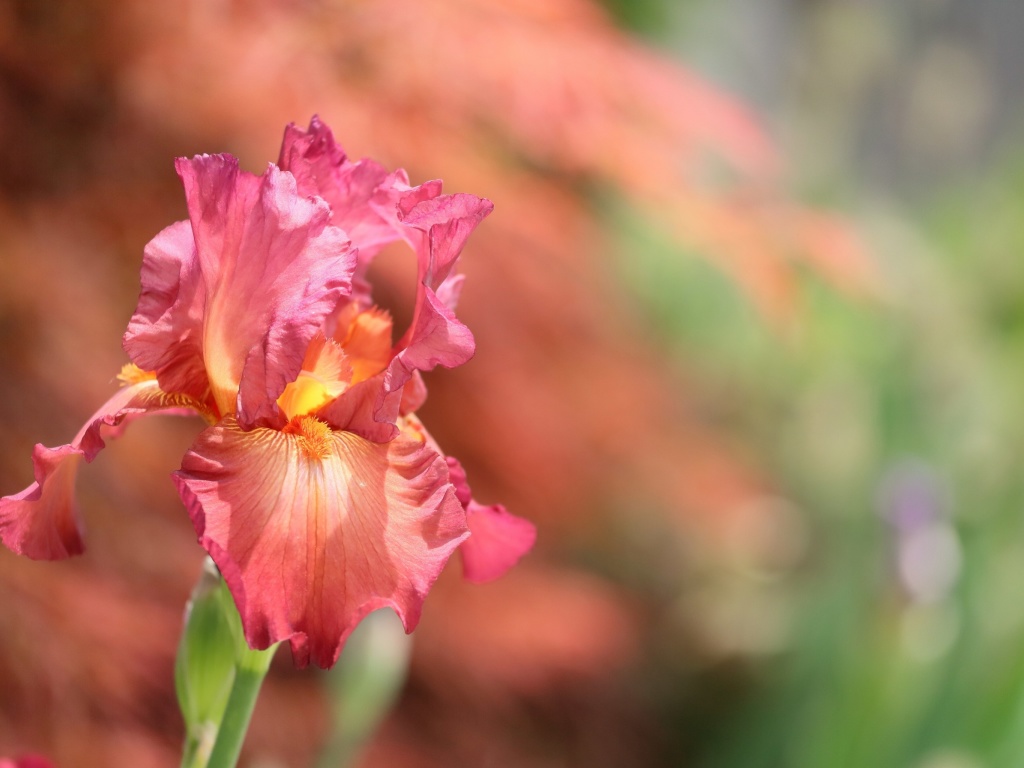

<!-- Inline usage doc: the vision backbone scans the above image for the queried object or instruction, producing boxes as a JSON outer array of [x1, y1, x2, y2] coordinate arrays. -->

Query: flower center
[[334, 305, 394, 384], [282, 415, 333, 460], [276, 306, 394, 422]]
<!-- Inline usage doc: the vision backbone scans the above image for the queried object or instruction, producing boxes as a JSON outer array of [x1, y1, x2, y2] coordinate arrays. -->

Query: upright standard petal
[[0, 373, 207, 559], [277, 118, 492, 433], [173, 155, 356, 424], [325, 191, 494, 436], [278, 117, 413, 263], [175, 417, 469, 669], [377, 192, 493, 403], [123, 220, 211, 408]]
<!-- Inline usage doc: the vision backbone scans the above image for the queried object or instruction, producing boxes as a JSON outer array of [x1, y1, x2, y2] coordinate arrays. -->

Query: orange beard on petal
[[117, 363, 217, 424], [281, 415, 333, 460]]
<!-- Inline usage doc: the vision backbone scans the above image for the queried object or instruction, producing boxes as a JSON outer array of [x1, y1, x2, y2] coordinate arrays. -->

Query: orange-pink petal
[[461, 501, 538, 584], [444, 456, 535, 582], [378, 192, 493, 404], [125, 154, 358, 426], [276, 332, 352, 422], [0, 376, 206, 559], [180, 156, 357, 426], [278, 117, 414, 274], [174, 416, 469, 668], [122, 220, 211, 408]]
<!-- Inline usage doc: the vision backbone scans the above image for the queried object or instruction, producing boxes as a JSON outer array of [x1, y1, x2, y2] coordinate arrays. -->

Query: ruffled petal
[[318, 373, 400, 443], [445, 457, 536, 583], [276, 118, 492, 428], [174, 416, 469, 669], [461, 501, 538, 584], [123, 220, 211, 408], [0, 445, 83, 560], [278, 117, 412, 267], [0, 375, 206, 559], [173, 154, 356, 424], [380, 192, 493, 400], [399, 370, 428, 415], [399, 192, 495, 292]]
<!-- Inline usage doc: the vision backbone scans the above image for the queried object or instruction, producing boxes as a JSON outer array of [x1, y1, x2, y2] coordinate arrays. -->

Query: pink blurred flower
[[0, 118, 534, 668]]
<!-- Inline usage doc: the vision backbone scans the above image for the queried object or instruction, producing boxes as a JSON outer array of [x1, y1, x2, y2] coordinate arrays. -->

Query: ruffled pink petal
[[174, 417, 469, 669], [318, 369, 425, 443], [0, 445, 83, 560], [173, 154, 356, 425], [278, 117, 412, 265], [399, 192, 494, 292], [445, 457, 535, 583], [123, 220, 210, 407], [391, 288, 476, 376], [444, 455, 474, 507], [400, 370, 428, 415], [277, 117, 492, 424], [379, 192, 493, 400], [435, 272, 466, 312], [0, 377, 204, 559], [318, 373, 400, 443]]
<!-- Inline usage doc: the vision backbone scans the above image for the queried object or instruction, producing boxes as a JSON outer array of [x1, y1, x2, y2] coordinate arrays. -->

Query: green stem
[[177, 559, 277, 768], [205, 654, 275, 768]]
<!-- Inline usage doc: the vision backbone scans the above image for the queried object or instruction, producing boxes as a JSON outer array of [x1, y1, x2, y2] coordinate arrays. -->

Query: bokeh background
[[2, 0, 1024, 766]]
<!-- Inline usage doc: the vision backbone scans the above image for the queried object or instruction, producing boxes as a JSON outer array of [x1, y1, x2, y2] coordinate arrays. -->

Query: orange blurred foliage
[[0, 0, 872, 765]]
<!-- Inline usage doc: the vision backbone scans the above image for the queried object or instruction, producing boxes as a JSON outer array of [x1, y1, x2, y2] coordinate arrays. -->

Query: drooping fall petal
[[461, 501, 538, 584], [445, 457, 536, 582], [174, 416, 469, 669], [0, 374, 205, 559], [0, 445, 83, 560]]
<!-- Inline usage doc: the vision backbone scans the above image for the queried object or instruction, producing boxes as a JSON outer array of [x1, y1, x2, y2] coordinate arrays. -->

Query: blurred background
[[2, 0, 1023, 765]]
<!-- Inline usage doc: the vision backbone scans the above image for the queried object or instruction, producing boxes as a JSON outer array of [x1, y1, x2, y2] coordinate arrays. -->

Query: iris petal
[[277, 119, 492, 431], [174, 417, 469, 669], [445, 457, 536, 582], [176, 155, 357, 426], [126, 154, 357, 426], [462, 501, 538, 584], [0, 376, 205, 559], [278, 117, 413, 269], [123, 220, 210, 407]]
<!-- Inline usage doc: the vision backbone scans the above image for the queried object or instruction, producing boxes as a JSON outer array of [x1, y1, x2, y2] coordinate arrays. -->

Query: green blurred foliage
[[594, 0, 1024, 762], [612, 130, 1024, 765], [596, 0, 681, 39]]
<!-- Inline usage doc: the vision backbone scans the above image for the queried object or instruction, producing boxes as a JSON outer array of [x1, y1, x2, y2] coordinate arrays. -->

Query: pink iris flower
[[0, 118, 535, 669]]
